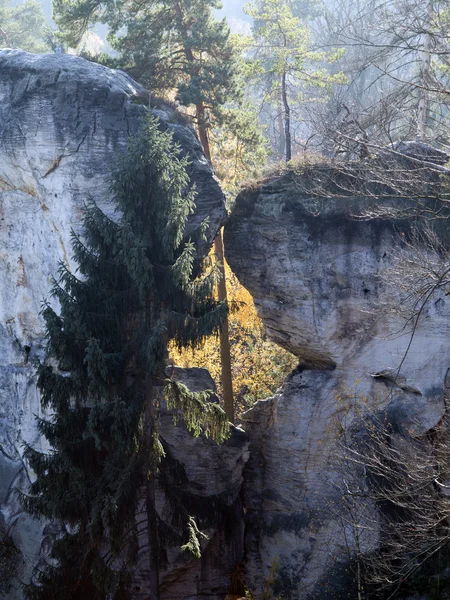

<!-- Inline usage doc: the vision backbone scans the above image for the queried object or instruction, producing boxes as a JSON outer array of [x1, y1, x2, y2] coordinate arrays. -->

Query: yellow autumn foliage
[[170, 260, 297, 419]]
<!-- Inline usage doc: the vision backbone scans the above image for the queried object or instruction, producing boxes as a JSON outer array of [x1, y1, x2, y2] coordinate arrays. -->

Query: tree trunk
[[281, 72, 292, 162], [174, 0, 234, 423], [417, 5, 432, 141], [0, 28, 9, 45], [277, 92, 286, 162], [144, 377, 160, 600], [195, 104, 234, 424], [196, 103, 212, 160], [214, 232, 234, 423]]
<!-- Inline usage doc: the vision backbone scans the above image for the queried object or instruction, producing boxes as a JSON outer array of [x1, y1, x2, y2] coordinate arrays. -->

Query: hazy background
[[34, 0, 252, 33]]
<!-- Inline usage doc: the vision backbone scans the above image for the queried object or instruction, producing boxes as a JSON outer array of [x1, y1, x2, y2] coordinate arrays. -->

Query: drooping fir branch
[[181, 516, 208, 559], [165, 379, 230, 444]]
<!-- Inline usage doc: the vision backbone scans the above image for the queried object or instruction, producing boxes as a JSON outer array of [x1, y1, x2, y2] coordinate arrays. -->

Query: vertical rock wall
[[225, 172, 450, 598]]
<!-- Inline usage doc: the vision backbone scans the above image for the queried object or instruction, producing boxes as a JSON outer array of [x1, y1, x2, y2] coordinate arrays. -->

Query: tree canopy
[[245, 0, 345, 161], [0, 0, 51, 52]]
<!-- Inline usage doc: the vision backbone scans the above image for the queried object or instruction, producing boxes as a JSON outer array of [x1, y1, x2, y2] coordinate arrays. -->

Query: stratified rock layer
[[0, 50, 232, 599], [225, 169, 450, 599]]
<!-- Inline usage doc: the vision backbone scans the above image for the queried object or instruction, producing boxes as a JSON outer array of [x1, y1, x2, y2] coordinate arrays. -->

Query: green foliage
[[54, 0, 241, 112], [203, 33, 270, 201], [245, 0, 346, 160], [211, 101, 270, 203], [246, 0, 345, 93], [180, 516, 208, 559], [53, 0, 270, 176], [21, 115, 230, 599], [165, 380, 229, 442], [113, 1, 241, 122], [0, 0, 51, 53]]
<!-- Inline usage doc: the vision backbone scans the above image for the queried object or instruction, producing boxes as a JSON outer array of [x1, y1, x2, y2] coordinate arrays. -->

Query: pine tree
[[0, 0, 51, 53], [54, 0, 241, 150], [246, 0, 346, 162], [21, 115, 230, 600]]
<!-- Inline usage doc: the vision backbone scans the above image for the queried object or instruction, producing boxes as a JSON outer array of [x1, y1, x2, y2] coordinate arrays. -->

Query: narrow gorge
[[1, 50, 450, 600]]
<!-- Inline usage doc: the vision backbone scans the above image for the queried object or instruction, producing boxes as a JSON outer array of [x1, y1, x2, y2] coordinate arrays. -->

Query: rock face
[[4, 49, 450, 600], [224, 169, 450, 598], [156, 368, 248, 600], [0, 50, 235, 598]]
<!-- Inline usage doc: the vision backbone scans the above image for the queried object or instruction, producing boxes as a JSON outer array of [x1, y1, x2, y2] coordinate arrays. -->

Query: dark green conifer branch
[[165, 379, 230, 443]]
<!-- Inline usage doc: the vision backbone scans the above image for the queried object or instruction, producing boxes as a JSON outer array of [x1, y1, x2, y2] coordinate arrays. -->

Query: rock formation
[[225, 166, 450, 599], [2, 48, 450, 600], [0, 50, 247, 599], [134, 367, 249, 600]]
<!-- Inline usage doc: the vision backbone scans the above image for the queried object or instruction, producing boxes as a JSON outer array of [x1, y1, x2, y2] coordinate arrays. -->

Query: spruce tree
[[106, 3, 243, 422], [53, 0, 276, 424], [21, 115, 230, 600]]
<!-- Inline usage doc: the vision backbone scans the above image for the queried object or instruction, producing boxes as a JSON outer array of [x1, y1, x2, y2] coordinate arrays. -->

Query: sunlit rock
[[225, 167, 450, 599]]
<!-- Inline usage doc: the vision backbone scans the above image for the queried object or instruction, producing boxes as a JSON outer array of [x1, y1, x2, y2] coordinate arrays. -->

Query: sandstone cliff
[[0, 50, 248, 599], [2, 48, 450, 600], [225, 165, 450, 599]]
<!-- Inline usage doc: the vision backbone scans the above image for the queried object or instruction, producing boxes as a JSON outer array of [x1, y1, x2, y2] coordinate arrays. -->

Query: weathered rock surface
[[4, 48, 449, 600], [225, 170, 450, 598], [156, 368, 249, 600], [0, 50, 231, 598]]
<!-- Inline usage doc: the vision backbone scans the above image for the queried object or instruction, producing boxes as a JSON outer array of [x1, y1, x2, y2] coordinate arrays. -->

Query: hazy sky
[[37, 0, 253, 34], [215, 0, 252, 34]]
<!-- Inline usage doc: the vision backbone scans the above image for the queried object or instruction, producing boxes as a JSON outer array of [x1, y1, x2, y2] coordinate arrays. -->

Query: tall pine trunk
[[195, 104, 234, 423], [172, 1, 234, 423], [194, 102, 235, 422], [144, 375, 160, 600], [173, 39, 234, 422], [281, 72, 292, 162]]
